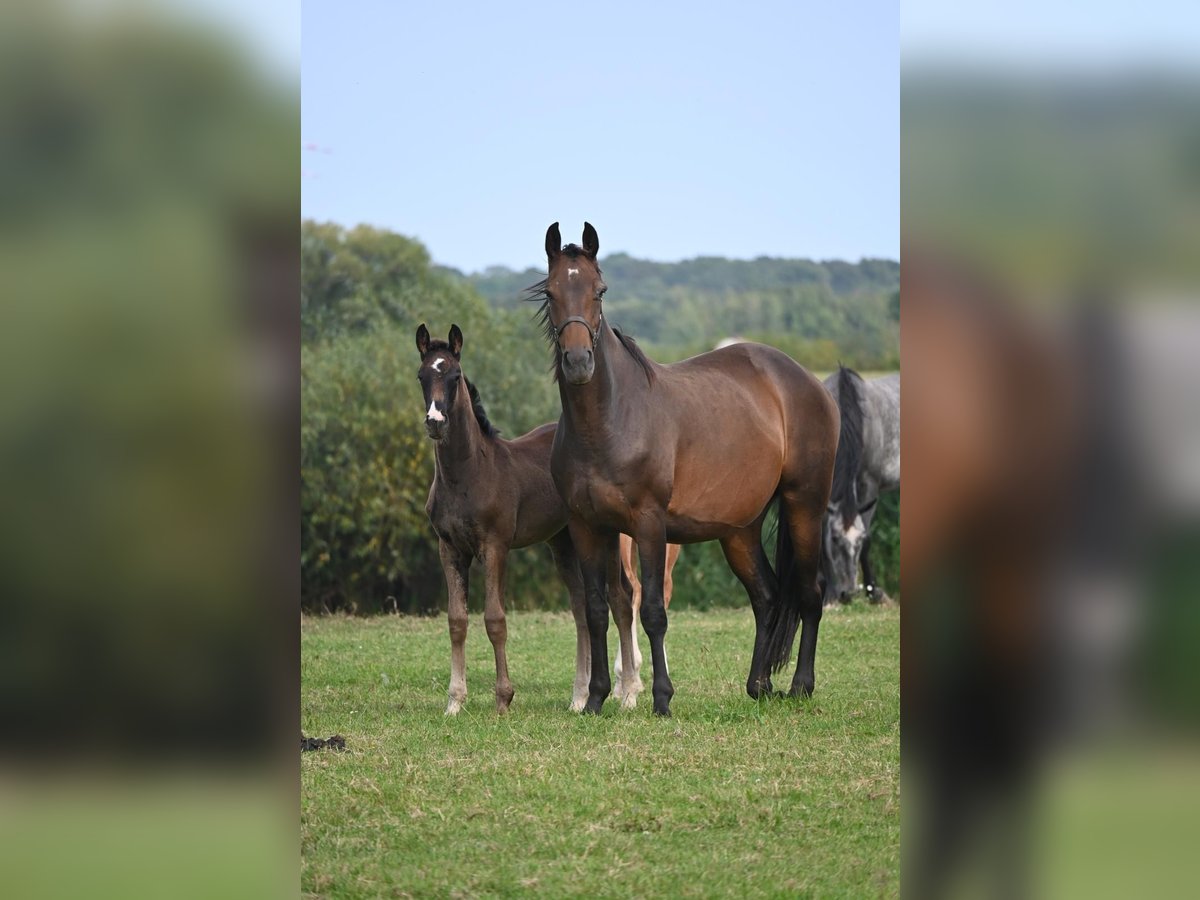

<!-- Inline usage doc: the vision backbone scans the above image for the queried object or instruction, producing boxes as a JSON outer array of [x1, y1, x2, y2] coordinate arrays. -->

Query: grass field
[[301, 604, 899, 898]]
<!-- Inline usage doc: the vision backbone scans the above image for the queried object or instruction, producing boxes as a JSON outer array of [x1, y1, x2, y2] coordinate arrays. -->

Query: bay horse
[[531, 223, 840, 716], [822, 367, 900, 605], [415, 324, 640, 713]]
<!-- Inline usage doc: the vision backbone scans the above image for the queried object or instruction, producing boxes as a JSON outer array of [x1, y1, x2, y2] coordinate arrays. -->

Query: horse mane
[[464, 377, 499, 438], [421, 340, 499, 437], [829, 365, 865, 525], [611, 327, 657, 386], [522, 277, 559, 364], [523, 255, 656, 386]]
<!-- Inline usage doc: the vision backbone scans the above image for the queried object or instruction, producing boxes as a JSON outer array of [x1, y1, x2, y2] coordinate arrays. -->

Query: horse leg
[[608, 543, 640, 710], [635, 528, 675, 717], [859, 532, 879, 603], [662, 543, 682, 674], [780, 493, 826, 698], [439, 540, 470, 715], [720, 526, 779, 699], [568, 518, 614, 714], [549, 530, 590, 712], [860, 519, 893, 604], [481, 545, 514, 712], [613, 534, 642, 701]]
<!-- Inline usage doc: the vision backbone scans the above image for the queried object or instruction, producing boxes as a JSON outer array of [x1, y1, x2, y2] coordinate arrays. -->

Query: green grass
[[302, 605, 899, 898]]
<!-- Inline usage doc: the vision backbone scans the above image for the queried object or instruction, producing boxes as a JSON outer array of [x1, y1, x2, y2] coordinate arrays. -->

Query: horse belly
[[666, 437, 782, 534], [509, 495, 568, 549]]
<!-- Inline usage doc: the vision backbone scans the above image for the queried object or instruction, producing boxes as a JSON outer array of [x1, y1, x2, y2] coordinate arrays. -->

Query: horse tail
[[763, 484, 837, 674], [829, 365, 865, 521], [764, 495, 802, 673]]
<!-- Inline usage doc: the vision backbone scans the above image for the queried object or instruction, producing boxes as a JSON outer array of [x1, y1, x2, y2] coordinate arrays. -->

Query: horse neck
[[860, 384, 898, 476], [557, 323, 646, 441], [434, 388, 486, 482]]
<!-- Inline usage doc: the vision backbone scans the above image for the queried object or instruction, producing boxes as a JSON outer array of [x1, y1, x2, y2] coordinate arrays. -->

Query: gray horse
[[822, 367, 900, 604]]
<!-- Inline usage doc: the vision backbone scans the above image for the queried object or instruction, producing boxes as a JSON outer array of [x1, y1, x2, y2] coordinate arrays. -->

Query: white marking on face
[[567, 267, 579, 277], [845, 517, 865, 544], [431, 357, 445, 372], [426, 400, 445, 422]]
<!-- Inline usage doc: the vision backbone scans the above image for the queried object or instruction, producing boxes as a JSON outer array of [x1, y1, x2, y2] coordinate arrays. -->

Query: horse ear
[[545, 222, 562, 261], [448, 324, 463, 358], [415, 323, 430, 357], [582, 221, 599, 257]]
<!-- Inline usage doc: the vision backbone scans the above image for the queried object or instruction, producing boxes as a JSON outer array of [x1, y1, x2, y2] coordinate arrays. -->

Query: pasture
[[301, 604, 899, 897]]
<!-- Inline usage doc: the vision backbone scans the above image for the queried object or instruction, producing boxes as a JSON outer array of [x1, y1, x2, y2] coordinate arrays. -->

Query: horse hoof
[[445, 699, 464, 716], [745, 680, 775, 700], [569, 696, 587, 713], [790, 680, 814, 699], [583, 697, 606, 715], [620, 691, 638, 711], [652, 700, 672, 717]]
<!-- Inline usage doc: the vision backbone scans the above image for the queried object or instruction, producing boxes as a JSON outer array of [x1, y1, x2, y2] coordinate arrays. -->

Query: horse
[[415, 324, 641, 713], [614, 535, 682, 699], [529, 223, 840, 716], [821, 366, 900, 605]]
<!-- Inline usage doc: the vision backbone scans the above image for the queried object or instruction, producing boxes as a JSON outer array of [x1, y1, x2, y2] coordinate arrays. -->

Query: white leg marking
[[571, 626, 591, 712], [446, 670, 466, 715]]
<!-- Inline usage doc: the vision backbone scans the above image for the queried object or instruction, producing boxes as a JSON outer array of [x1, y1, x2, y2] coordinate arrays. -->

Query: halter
[[549, 313, 602, 351]]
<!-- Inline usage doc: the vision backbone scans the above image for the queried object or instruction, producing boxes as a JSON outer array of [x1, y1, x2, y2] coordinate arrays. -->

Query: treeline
[[302, 222, 562, 613], [448, 253, 899, 369], [302, 220, 899, 614]]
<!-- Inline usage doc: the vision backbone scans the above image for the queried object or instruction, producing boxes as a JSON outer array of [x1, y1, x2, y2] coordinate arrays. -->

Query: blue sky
[[902, 1, 1200, 67], [302, 2, 899, 273]]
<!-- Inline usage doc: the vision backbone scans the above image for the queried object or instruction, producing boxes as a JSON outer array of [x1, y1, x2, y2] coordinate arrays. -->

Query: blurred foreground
[[0, 2, 296, 897], [903, 50, 1200, 900]]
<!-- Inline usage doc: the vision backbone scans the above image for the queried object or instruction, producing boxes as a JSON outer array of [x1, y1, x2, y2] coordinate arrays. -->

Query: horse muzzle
[[561, 348, 594, 385], [424, 416, 447, 441]]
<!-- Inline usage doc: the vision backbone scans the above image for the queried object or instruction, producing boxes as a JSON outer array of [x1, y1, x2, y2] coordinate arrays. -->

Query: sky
[[301, 2, 899, 273], [902, 0, 1200, 68]]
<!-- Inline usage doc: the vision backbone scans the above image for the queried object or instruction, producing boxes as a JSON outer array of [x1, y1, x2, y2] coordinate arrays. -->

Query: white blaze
[[845, 517, 865, 543], [426, 400, 445, 422], [431, 357, 445, 372], [567, 267, 579, 277]]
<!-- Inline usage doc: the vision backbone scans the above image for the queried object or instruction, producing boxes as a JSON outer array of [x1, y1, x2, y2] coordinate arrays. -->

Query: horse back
[[664, 342, 837, 448], [655, 343, 838, 534], [428, 421, 568, 553], [863, 373, 901, 492]]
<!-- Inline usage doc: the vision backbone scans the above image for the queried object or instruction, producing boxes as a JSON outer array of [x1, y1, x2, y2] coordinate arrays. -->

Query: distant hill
[[440, 254, 900, 368]]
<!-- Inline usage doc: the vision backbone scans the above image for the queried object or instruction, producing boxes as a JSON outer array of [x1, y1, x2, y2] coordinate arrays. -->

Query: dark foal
[[531, 223, 839, 717], [416, 324, 639, 713]]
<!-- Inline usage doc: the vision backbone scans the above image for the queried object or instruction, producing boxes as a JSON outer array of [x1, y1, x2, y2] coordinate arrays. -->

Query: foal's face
[[544, 222, 606, 385], [414, 324, 464, 442], [825, 505, 867, 602]]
